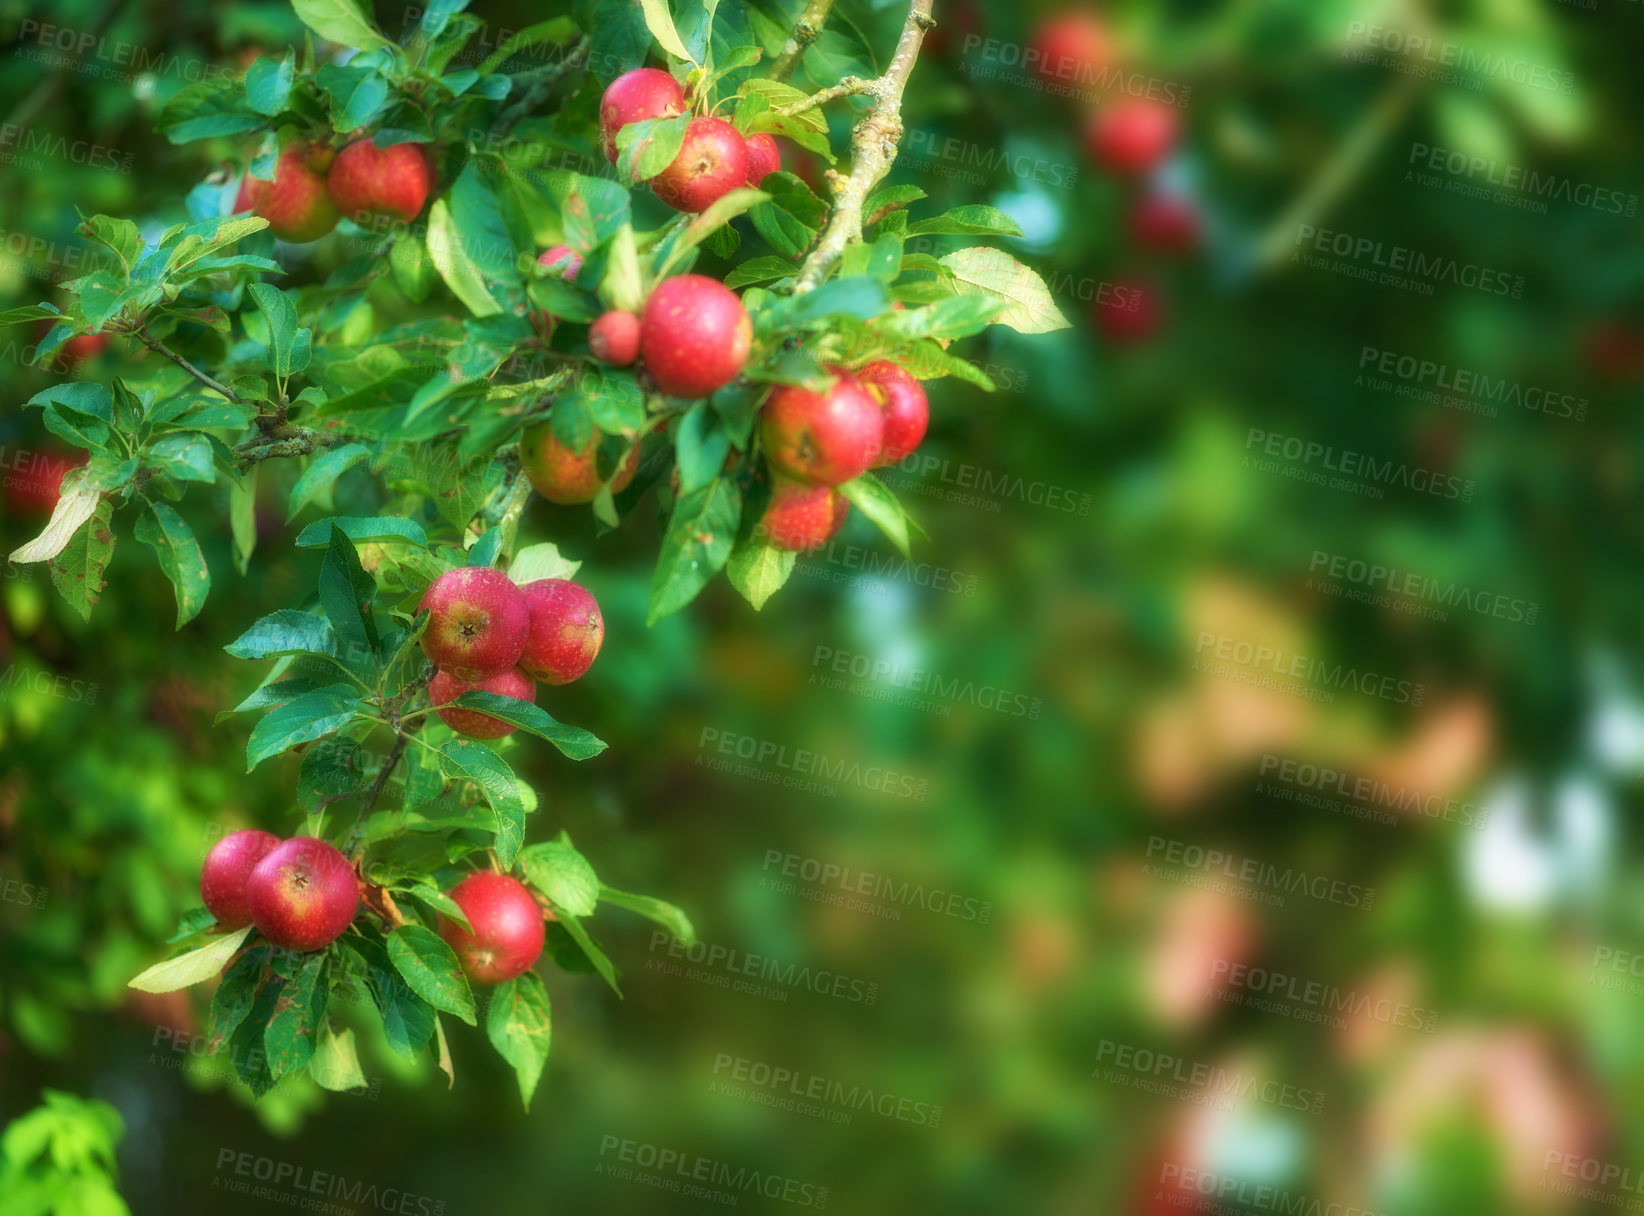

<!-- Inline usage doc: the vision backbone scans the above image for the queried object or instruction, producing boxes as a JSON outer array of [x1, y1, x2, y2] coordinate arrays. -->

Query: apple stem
[[792, 0, 938, 295], [770, 0, 838, 84]]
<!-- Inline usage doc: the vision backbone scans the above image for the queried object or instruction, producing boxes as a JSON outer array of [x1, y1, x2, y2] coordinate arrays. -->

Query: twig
[[770, 0, 837, 84], [133, 329, 243, 402], [232, 427, 343, 468], [495, 37, 590, 138], [774, 76, 874, 117], [793, 0, 937, 294], [492, 469, 536, 560], [345, 665, 436, 862]]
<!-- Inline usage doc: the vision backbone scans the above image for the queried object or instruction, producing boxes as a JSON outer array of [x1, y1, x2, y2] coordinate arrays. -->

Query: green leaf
[[555, 915, 620, 994], [616, 112, 692, 184], [156, 75, 266, 143], [298, 738, 365, 813], [487, 973, 552, 1110], [724, 255, 797, 289], [419, 0, 470, 38], [478, 17, 578, 73], [146, 433, 215, 483], [77, 217, 145, 272], [47, 499, 115, 622], [208, 944, 269, 1051], [427, 199, 501, 316], [245, 49, 296, 116], [674, 400, 730, 494], [315, 63, 391, 133], [878, 294, 1004, 342], [345, 936, 437, 1058], [647, 475, 741, 626], [405, 884, 471, 932], [295, 516, 429, 548], [787, 275, 891, 325], [292, 0, 388, 52], [287, 443, 373, 522], [838, 473, 914, 558], [507, 543, 581, 585], [134, 502, 210, 628], [599, 885, 696, 944], [0, 303, 63, 329], [10, 469, 106, 565], [640, 0, 694, 62], [128, 925, 253, 993], [264, 951, 329, 1081], [230, 467, 257, 575], [907, 205, 1025, 239], [226, 610, 339, 660], [652, 186, 768, 279], [387, 924, 477, 1026], [439, 741, 527, 867], [750, 172, 827, 260], [938, 247, 1071, 334], [229, 973, 283, 1096], [246, 684, 362, 771], [318, 523, 381, 660], [310, 1023, 369, 1092], [248, 282, 310, 379], [467, 526, 502, 569], [725, 538, 794, 611], [517, 836, 598, 917], [863, 184, 927, 227]]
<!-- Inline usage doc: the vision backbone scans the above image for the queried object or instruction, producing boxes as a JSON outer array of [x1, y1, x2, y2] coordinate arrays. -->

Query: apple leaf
[[287, 444, 373, 523], [133, 501, 211, 628], [10, 469, 104, 565], [291, 0, 389, 52], [245, 684, 362, 771], [264, 951, 329, 1081], [906, 205, 1025, 239], [938, 246, 1071, 334], [387, 924, 477, 1027], [427, 199, 501, 317], [553, 914, 621, 995], [725, 539, 794, 611], [344, 935, 437, 1059], [639, 0, 694, 63], [207, 944, 270, 1052], [310, 1024, 369, 1093], [647, 474, 741, 626], [507, 542, 581, 584], [297, 738, 365, 814], [449, 693, 607, 760], [838, 473, 915, 558], [128, 925, 254, 994], [318, 523, 381, 660], [47, 498, 116, 623], [245, 49, 295, 117], [438, 740, 527, 866], [599, 885, 696, 945], [518, 835, 599, 916], [225, 609, 339, 660], [295, 516, 429, 548], [487, 973, 552, 1110]]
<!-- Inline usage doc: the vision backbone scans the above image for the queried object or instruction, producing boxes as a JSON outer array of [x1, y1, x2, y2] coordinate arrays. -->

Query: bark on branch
[[769, 0, 837, 84]]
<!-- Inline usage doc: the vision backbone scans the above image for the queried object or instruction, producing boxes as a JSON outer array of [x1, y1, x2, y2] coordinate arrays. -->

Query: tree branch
[[495, 37, 590, 138], [774, 76, 874, 118], [133, 329, 243, 402], [770, 0, 837, 84], [793, 0, 937, 294], [346, 665, 436, 862]]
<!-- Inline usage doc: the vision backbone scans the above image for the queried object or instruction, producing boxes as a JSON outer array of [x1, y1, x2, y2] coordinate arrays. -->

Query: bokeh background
[[4, 0, 1644, 1212]]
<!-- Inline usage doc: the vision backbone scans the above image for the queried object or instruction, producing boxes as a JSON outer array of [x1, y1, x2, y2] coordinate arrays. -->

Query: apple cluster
[[418, 567, 605, 739], [233, 138, 433, 242], [200, 830, 545, 984]]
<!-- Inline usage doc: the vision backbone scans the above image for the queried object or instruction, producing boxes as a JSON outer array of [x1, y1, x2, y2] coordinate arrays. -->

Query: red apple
[[42, 328, 109, 373], [1084, 98, 1179, 176], [1092, 278, 1163, 344], [246, 837, 359, 952], [588, 310, 642, 366], [0, 448, 85, 516], [417, 567, 530, 680], [651, 117, 749, 213], [518, 580, 603, 685], [437, 872, 545, 985], [328, 139, 432, 229], [236, 144, 340, 242], [745, 132, 781, 186], [519, 420, 641, 504], [533, 244, 584, 340], [428, 666, 536, 739], [1029, 10, 1113, 84], [760, 373, 884, 486], [857, 361, 928, 466], [200, 829, 280, 929], [600, 68, 688, 163], [758, 473, 850, 551], [639, 274, 751, 397], [1129, 192, 1200, 253]]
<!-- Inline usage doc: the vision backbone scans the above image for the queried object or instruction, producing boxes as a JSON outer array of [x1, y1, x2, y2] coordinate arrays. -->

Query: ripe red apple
[[639, 274, 751, 398], [600, 68, 688, 163], [1029, 10, 1113, 84], [236, 144, 340, 242], [745, 132, 781, 186], [328, 139, 432, 229], [856, 361, 929, 466], [200, 829, 280, 929], [246, 837, 359, 952], [428, 666, 536, 739], [651, 117, 749, 213], [518, 580, 603, 685], [588, 310, 642, 366], [418, 567, 530, 680], [758, 473, 850, 551], [760, 373, 885, 486], [1092, 279, 1163, 344], [437, 872, 545, 985], [0, 448, 85, 516], [533, 244, 584, 340], [519, 420, 641, 504], [1084, 98, 1179, 175], [1128, 192, 1200, 253]]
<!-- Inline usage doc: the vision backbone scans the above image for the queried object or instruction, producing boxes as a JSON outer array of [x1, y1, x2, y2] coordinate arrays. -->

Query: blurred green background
[[4, 0, 1644, 1212]]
